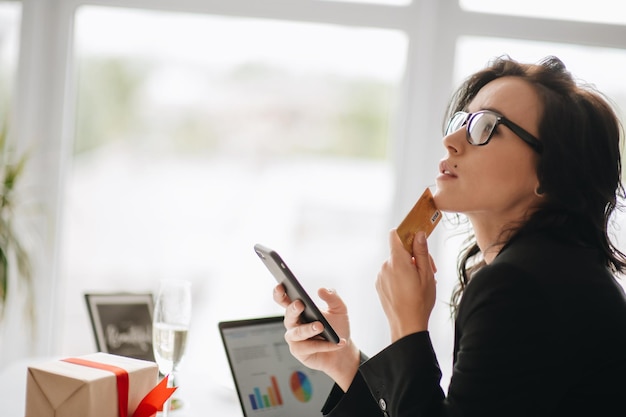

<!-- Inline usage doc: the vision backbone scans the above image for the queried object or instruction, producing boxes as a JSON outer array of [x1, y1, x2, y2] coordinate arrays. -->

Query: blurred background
[[1, 0, 626, 392]]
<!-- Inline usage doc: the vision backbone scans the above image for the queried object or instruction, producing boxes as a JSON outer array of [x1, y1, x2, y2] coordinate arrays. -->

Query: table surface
[[0, 357, 242, 417]]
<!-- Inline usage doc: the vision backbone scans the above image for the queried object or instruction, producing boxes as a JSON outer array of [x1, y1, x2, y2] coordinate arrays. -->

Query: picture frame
[[84, 293, 155, 361]]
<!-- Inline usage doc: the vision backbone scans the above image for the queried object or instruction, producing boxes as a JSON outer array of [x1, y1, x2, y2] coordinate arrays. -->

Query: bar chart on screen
[[248, 375, 283, 410]]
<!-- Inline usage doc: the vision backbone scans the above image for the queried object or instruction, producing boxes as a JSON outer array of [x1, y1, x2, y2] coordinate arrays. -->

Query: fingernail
[[312, 323, 319, 331], [416, 231, 426, 244]]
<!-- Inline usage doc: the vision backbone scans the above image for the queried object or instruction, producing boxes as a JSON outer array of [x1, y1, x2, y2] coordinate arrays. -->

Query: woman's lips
[[438, 160, 457, 178]]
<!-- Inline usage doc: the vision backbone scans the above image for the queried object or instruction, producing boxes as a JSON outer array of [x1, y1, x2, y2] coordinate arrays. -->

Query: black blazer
[[321, 230, 626, 416]]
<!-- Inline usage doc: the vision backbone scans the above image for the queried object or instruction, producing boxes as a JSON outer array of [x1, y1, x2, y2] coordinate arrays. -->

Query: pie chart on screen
[[290, 371, 313, 402]]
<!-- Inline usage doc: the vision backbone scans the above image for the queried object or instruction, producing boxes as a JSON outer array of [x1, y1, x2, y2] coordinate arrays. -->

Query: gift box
[[25, 352, 165, 417]]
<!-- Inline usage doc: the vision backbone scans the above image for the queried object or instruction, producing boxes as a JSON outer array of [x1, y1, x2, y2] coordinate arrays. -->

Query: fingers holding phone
[[273, 284, 291, 307], [261, 245, 361, 390], [276, 286, 361, 393], [255, 244, 340, 343], [272, 284, 345, 344]]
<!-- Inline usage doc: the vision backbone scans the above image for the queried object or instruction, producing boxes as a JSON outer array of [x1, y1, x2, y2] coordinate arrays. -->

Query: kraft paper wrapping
[[25, 352, 158, 417]]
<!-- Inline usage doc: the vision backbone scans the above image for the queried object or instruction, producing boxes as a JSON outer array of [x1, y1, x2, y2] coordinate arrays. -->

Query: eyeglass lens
[[468, 112, 497, 145], [447, 112, 468, 135], [446, 111, 498, 145]]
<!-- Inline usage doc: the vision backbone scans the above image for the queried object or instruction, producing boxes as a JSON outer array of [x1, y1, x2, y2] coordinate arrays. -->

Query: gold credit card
[[396, 188, 442, 254]]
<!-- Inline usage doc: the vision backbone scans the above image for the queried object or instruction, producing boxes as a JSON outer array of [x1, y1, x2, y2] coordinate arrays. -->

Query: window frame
[[9, 0, 626, 370]]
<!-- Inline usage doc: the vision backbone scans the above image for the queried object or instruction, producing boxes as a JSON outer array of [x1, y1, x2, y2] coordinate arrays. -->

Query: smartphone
[[254, 243, 340, 344]]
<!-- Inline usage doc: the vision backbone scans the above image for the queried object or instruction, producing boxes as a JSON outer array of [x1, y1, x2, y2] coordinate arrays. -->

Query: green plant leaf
[[0, 248, 7, 320], [0, 111, 36, 331]]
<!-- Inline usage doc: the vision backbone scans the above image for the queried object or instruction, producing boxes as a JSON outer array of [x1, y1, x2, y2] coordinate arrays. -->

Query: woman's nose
[[442, 127, 464, 155]]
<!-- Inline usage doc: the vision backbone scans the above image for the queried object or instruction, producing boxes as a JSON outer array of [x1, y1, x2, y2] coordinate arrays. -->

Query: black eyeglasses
[[445, 110, 543, 153]]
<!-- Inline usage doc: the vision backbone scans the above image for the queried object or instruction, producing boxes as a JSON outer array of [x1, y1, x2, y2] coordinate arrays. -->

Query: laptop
[[219, 316, 335, 417]]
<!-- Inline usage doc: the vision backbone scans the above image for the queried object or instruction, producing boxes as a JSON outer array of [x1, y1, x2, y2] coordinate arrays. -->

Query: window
[[321, 0, 410, 5], [0, 2, 20, 121], [59, 6, 407, 375], [454, 36, 626, 116], [5, 0, 626, 393], [460, 0, 626, 25]]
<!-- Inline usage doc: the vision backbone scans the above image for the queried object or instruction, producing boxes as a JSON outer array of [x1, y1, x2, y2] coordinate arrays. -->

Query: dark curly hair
[[448, 56, 626, 314]]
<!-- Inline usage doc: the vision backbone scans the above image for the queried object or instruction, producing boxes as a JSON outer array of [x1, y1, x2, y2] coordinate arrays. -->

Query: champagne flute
[[153, 279, 192, 416]]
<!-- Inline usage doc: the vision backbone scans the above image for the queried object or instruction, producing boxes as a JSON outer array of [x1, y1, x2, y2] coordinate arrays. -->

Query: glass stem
[[162, 371, 174, 417]]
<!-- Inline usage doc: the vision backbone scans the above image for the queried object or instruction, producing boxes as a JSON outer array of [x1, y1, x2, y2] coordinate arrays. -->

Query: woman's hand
[[273, 285, 360, 392], [376, 230, 437, 342]]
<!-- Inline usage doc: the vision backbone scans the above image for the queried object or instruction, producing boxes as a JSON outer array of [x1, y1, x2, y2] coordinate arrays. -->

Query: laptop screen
[[219, 316, 334, 417]]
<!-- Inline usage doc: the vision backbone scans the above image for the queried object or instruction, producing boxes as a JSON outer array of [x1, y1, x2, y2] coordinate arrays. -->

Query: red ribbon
[[62, 357, 177, 417], [133, 375, 177, 416]]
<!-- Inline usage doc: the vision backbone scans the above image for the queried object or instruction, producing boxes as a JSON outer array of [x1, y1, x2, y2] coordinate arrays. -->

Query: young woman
[[273, 56, 626, 416]]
